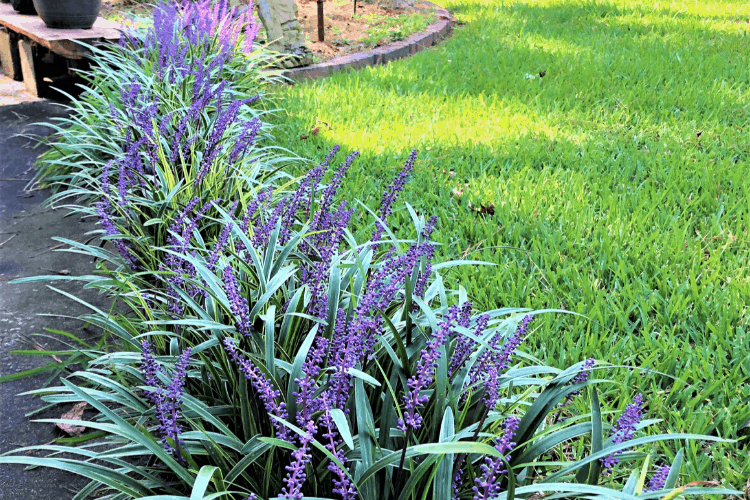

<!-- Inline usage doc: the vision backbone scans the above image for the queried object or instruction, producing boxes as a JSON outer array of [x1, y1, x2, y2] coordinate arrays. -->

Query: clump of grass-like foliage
[[0, 1, 741, 499]]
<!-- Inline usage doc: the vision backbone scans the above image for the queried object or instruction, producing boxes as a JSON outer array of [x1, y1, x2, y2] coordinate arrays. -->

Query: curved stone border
[[281, 2, 453, 82]]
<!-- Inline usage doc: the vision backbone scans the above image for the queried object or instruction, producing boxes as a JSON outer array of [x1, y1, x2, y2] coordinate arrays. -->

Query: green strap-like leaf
[[544, 433, 733, 483], [286, 326, 319, 423], [189, 466, 219, 500], [358, 442, 502, 487], [264, 305, 276, 376], [330, 408, 355, 450], [434, 407, 455, 500], [354, 377, 377, 500], [664, 448, 684, 490], [0, 457, 152, 497]]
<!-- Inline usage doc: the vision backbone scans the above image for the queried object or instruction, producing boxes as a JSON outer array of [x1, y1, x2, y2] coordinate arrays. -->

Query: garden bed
[[297, 0, 437, 63], [102, 0, 439, 64]]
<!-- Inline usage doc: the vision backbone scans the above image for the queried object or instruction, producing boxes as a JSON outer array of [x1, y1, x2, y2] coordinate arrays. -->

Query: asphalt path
[[0, 100, 110, 499]]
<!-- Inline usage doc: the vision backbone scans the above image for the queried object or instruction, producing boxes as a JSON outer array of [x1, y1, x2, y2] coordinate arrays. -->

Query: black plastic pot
[[10, 0, 37, 15], [31, 0, 101, 29]]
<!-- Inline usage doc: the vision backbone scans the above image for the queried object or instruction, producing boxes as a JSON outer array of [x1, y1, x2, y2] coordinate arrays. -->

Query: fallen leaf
[[301, 125, 322, 140], [475, 203, 495, 216], [467, 201, 495, 216], [56, 402, 87, 436]]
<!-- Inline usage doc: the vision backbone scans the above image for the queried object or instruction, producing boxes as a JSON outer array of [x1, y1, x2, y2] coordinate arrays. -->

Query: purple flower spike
[[140, 340, 161, 392], [397, 305, 460, 433], [223, 339, 290, 441], [96, 198, 138, 270], [319, 394, 357, 500], [573, 358, 595, 385], [242, 8, 261, 53], [644, 464, 670, 492], [279, 419, 316, 499], [140, 341, 191, 464], [471, 416, 520, 500], [207, 201, 239, 271], [158, 348, 192, 461], [222, 265, 252, 336], [372, 150, 418, 248], [601, 394, 645, 471], [463, 315, 532, 411], [472, 315, 533, 385], [571, 358, 595, 395]]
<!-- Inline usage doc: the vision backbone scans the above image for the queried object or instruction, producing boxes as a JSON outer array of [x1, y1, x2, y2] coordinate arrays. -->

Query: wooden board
[[0, 28, 22, 80], [0, 4, 120, 58]]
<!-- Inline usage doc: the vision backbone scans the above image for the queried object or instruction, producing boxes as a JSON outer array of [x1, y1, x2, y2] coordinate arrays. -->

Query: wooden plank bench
[[0, 4, 119, 98]]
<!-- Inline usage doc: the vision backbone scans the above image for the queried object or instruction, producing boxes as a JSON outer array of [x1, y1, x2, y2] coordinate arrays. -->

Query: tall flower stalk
[[140, 341, 192, 464], [472, 416, 520, 500], [602, 394, 645, 471]]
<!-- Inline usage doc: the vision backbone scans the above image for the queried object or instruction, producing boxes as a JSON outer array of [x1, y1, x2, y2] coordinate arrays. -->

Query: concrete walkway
[[0, 86, 109, 499], [0, 75, 42, 106]]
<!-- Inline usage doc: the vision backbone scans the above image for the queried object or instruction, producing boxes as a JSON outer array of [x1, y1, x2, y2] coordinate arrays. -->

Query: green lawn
[[270, 0, 750, 486]]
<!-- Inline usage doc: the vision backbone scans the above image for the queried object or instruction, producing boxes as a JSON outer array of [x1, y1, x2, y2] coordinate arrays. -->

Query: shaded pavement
[[0, 98, 111, 498]]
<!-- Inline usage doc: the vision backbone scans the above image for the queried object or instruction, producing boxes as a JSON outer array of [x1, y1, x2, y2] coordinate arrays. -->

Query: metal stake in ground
[[317, 0, 324, 41]]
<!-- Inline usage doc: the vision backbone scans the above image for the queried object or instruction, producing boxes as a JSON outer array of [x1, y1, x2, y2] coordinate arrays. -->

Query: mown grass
[[266, 0, 750, 487]]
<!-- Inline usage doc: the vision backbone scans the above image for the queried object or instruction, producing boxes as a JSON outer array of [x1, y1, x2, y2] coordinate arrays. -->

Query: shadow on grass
[[353, 0, 749, 122]]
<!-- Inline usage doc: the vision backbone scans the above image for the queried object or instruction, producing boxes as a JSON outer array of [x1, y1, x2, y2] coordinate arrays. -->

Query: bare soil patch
[[297, 0, 436, 62], [101, 0, 437, 64]]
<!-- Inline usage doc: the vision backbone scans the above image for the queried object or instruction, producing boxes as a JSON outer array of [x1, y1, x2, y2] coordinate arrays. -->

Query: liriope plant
[[0, 2, 739, 498], [30, 0, 303, 279], [33, 0, 292, 198]]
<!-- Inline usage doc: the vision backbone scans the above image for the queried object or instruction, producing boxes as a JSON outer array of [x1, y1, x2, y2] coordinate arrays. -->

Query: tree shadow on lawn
[[363, 0, 750, 124], [278, 0, 750, 192], [276, 99, 748, 345]]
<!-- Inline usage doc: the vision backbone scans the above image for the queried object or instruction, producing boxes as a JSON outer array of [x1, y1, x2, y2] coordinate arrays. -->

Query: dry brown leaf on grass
[[467, 200, 495, 216], [300, 127, 320, 140], [56, 402, 87, 436], [473, 203, 495, 216], [301, 120, 333, 139]]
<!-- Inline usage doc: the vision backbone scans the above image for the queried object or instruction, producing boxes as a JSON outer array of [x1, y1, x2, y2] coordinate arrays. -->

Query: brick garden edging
[[281, 2, 453, 82]]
